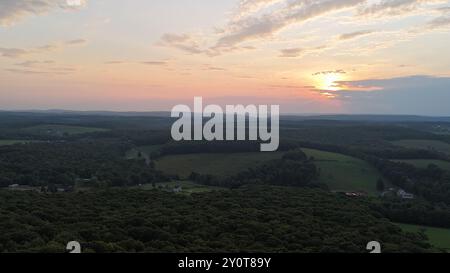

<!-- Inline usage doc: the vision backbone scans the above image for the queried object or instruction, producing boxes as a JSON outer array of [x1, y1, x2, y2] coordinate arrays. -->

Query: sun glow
[[320, 74, 342, 91]]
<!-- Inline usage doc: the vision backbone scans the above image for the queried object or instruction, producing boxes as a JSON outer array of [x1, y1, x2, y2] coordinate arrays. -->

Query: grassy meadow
[[302, 148, 387, 194], [397, 223, 450, 251]]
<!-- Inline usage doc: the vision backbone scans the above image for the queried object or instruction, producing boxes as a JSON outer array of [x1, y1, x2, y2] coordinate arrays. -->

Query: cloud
[[201, 64, 227, 71], [215, 0, 368, 49], [140, 61, 167, 66], [357, 0, 446, 16], [158, 33, 205, 54], [0, 47, 28, 58], [436, 6, 450, 12], [278, 29, 379, 59], [158, 0, 370, 56], [338, 30, 375, 40], [426, 14, 450, 29], [233, 0, 283, 19], [279, 44, 329, 58], [14, 60, 55, 67], [312, 69, 346, 76], [279, 47, 304, 57], [103, 60, 168, 66], [331, 75, 450, 115], [5, 65, 76, 75], [0, 0, 88, 27], [104, 61, 126, 65], [65, 39, 88, 46], [160, 33, 191, 44], [157, 32, 258, 56], [157, 0, 449, 58], [0, 39, 87, 59], [5, 57, 77, 75], [5, 68, 48, 75]]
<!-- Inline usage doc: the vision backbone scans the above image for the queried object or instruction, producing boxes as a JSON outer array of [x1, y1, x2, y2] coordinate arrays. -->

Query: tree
[[377, 178, 385, 192]]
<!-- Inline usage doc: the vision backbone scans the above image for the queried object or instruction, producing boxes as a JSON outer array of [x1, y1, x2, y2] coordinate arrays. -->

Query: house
[[8, 184, 40, 192], [344, 191, 368, 198], [173, 186, 183, 193], [397, 189, 414, 199]]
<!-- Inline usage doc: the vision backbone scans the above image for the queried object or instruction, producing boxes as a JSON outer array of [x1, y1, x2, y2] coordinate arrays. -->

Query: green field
[[155, 148, 385, 194], [392, 139, 450, 155], [22, 124, 108, 136], [302, 148, 386, 194], [136, 181, 226, 194], [155, 152, 285, 178], [397, 223, 450, 251], [0, 140, 29, 146], [393, 159, 450, 171]]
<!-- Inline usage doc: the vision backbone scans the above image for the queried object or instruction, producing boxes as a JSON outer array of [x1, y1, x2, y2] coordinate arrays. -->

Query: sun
[[320, 74, 342, 91]]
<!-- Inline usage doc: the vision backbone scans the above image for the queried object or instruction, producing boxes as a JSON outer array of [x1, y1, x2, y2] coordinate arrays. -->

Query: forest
[[1, 111, 450, 252], [0, 186, 431, 253]]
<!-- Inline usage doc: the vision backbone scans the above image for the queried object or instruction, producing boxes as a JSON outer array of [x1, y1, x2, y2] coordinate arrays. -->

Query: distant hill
[[1, 110, 450, 122], [282, 114, 450, 123], [0, 110, 170, 117]]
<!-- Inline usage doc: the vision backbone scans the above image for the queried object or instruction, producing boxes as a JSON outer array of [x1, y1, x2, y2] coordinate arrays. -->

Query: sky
[[0, 0, 449, 115]]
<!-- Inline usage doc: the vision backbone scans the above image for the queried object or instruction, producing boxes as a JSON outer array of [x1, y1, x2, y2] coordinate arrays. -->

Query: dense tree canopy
[[0, 186, 431, 253]]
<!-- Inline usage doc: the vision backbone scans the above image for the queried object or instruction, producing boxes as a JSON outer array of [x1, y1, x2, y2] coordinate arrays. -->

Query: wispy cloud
[[426, 14, 450, 29], [103, 60, 168, 66], [65, 39, 88, 46], [5, 66, 75, 75], [0, 0, 88, 27], [233, 0, 283, 19], [312, 69, 346, 76], [279, 44, 329, 58], [14, 60, 55, 67], [279, 47, 304, 57], [0, 47, 28, 58], [201, 64, 227, 71], [140, 61, 167, 66], [158, 0, 449, 58], [0, 39, 87, 58], [357, 0, 446, 17], [214, 0, 368, 49], [338, 30, 376, 40], [157, 33, 205, 55]]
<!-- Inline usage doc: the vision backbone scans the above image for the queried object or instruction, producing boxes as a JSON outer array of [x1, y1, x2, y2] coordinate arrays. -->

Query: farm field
[[0, 140, 29, 146], [155, 148, 386, 194], [391, 139, 450, 155], [397, 223, 450, 251], [21, 124, 108, 136], [302, 148, 386, 194], [393, 159, 450, 171], [155, 152, 285, 178]]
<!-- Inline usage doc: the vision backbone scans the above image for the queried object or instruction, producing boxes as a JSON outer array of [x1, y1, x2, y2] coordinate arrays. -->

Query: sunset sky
[[1, 0, 450, 115]]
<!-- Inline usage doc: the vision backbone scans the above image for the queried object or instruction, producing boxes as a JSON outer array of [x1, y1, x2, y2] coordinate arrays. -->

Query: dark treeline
[[158, 140, 300, 156], [84, 129, 170, 146], [0, 186, 432, 253], [371, 199, 450, 229], [281, 124, 443, 148], [0, 140, 168, 188], [0, 112, 173, 132], [360, 147, 448, 161]]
